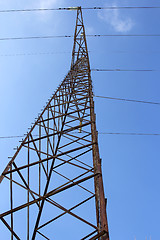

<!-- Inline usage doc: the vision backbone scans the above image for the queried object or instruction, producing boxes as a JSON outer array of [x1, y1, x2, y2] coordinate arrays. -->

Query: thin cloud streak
[[39, 0, 60, 9], [98, 3, 135, 32], [34, 0, 64, 25], [86, 26, 95, 35]]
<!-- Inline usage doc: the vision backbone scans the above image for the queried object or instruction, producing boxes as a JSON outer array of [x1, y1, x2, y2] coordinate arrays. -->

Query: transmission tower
[[0, 7, 109, 240]]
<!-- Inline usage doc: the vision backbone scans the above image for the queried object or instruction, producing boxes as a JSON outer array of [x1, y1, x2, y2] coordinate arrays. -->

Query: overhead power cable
[[92, 69, 156, 72], [0, 6, 160, 13], [0, 34, 160, 41], [94, 95, 160, 105], [0, 51, 71, 57], [88, 34, 160, 37], [1, 132, 160, 139], [0, 35, 73, 41], [99, 132, 160, 136], [0, 135, 25, 139], [83, 7, 160, 10], [0, 50, 160, 57]]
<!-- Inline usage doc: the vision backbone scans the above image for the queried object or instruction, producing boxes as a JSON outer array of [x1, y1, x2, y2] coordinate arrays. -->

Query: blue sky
[[0, 0, 160, 239]]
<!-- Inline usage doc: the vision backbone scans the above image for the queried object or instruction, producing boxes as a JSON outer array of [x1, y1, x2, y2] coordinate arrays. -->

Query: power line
[[0, 51, 71, 57], [83, 7, 160, 10], [0, 34, 160, 41], [99, 132, 160, 136], [0, 35, 73, 41], [2, 96, 159, 139], [0, 6, 160, 13], [94, 95, 160, 105], [0, 50, 160, 57], [0, 7, 69, 13], [88, 34, 160, 37], [0, 135, 25, 139], [92, 69, 156, 72], [1, 132, 160, 139]]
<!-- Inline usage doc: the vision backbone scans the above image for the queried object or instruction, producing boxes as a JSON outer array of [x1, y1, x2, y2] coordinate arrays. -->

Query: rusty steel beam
[[38, 194, 95, 230], [89, 230, 108, 240], [0, 6, 109, 240], [1, 217, 20, 240], [0, 172, 99, 220], [3, 142, 95, 176]]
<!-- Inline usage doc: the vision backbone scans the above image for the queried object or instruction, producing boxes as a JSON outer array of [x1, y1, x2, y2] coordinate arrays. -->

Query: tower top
[[71, 7, 90, 70]]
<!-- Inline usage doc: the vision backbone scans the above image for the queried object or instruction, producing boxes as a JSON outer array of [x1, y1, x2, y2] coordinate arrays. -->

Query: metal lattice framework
[[0, 7, 109, 240]]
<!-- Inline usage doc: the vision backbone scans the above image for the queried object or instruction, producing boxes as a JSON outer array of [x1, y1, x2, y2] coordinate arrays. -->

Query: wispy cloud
[[98, 3, 134, 32], [34, 0, 63, 23], [39, 0, 60, 9], [23, 0, 64, 31], [86, 26, 95, 35]]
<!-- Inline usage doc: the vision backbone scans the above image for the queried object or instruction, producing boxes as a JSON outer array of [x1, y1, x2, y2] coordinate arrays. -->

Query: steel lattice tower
[[0, 7, 109, 240]]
